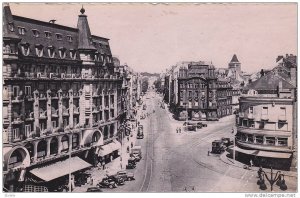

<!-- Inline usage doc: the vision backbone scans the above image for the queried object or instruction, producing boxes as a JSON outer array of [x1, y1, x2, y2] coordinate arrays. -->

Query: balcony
[[261, 114, 269, 121], [65, 74, 72, 79], [25, 112, 34, 121], [92, 106, 100, 113], [51, 109, 59, 117], [73, 107, 80, 114], [39, 111, 47, 119], [39, 93, 47, 100], [278, 115, 287, 122], [51, 93, 59, 99], [37, 73, 47, 78], [24, 94, 34, 101], [62, 108, 69, 116], [12, 95, 23, 103], [12, 117, 23, 124], [62, 92, 69, 98], [73, 92, 80, 98]]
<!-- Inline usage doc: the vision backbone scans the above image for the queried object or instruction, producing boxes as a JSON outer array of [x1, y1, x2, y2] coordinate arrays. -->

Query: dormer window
[[21, 43, 30, 56], [35, 44, 44, 57], [32, 29, 40, 37], [47, 46, 55, 58], [56, 33, 63, 40], [8, 22, 14, 32], [69, 49, 76, 60], [45, 31, 52, 39], [18, 27, 26, 35], [58, 47, 66, 59], [67, 35, 73, 42]]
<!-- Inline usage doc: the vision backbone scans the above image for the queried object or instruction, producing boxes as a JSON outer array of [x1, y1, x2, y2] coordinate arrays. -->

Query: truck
[[130, 146, 142, 161]]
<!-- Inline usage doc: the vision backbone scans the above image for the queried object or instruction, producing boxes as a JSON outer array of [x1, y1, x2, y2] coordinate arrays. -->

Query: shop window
[[61, 135, 69, 151], [248, 135, 254, 143], [255, 136, 263, 144], [13, 128, 20, 140], [265, 137, 275, 146], [277, 138, 288, 146]]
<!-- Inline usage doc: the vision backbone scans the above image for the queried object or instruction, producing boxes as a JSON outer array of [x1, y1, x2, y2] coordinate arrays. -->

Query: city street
[[106, 89, 297, 193]]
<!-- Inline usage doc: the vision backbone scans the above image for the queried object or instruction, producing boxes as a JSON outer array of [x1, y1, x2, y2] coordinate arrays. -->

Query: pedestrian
[[176, 127, 178, 133], [250, 159, 254, 167], [179, 127, 181, 133]]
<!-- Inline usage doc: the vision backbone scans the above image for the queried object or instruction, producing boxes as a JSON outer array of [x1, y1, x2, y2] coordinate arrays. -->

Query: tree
[[154, 78, 163, 93], [141, 77, 149, 93]]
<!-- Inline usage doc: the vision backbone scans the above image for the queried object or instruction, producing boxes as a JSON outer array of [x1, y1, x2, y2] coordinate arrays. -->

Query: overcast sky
[[10, 3, 297, 74]]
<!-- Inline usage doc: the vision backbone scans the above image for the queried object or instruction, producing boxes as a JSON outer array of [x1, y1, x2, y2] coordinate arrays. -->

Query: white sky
[[9, 3, 297, 74]]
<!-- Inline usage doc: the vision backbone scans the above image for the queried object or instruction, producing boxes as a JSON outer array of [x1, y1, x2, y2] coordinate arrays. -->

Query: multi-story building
[[234, 70, 297, 170], [216, 78, 233, 118], [176, 62, 218, 121], [3, 5, 128, 191]]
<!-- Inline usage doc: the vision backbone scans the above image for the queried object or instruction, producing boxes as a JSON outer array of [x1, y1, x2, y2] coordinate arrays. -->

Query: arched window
[[37, 140, 47, 158], [21, 43, 30, 56], [61, 135, 69, 152], [47, 46, 55, 58], [25, 143, 34, 158], [92, 131, 101, 144], [50, 137, 58, 155], [35, 44, 44, 57], [72, 134, 79, 149], [9, 149, 23, 167]]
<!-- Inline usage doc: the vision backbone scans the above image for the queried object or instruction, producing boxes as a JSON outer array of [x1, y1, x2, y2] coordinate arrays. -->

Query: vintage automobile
[[137, 125, 144, 139], [107, 175, 125, 186], [86, 187, 103, 192], [126, 157, 137, 169], [116, 171, 135, 181], [131, 146, 142, 161], [211, 140, 226, 154], [97, 178, 117, 189]]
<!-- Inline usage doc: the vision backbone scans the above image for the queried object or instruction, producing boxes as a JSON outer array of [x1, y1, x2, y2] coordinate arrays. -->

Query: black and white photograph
[[2, 2, 298, 195]]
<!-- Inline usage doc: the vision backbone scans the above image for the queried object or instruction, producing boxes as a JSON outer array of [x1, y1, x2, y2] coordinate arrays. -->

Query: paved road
[[110, 90, 297, 192]]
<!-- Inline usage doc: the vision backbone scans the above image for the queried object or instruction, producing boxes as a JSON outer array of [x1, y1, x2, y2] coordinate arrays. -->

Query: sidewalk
[[220, 151, 297, 178]]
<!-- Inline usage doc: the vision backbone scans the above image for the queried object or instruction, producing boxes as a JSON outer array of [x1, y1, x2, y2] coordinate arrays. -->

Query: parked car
[[116, 171, 135, 181], [97, 178, 117, 189], [107, 175, 125, 185], [131, 146, 142, 161], [87, 187, 103, 192], [126, 157, 137, 169], [137, 125, 144, 139], [211, 140, 226, 154]]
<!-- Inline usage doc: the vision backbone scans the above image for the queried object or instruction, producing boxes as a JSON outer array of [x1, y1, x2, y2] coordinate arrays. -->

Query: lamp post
[[257, 167, 287, 191]]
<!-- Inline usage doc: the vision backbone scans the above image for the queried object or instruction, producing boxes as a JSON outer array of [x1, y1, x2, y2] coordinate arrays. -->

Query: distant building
[[234, 70, 297, 170]]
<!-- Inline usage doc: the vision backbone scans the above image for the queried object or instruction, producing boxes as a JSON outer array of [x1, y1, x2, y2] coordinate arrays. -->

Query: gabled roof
[[230, 54, 239, 63], [243, 71, 295, 91]]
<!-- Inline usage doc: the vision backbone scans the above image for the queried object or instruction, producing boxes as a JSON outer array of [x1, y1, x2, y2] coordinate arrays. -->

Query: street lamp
[[257, 167, 287, 191]]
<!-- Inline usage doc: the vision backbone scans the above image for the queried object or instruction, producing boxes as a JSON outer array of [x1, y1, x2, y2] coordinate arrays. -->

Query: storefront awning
[[98, 140, 121, 157], [229, 146, 259, 155], [30, 157, 92, 181], [98, 144, 113, 157], [256, 151, 292, 159]]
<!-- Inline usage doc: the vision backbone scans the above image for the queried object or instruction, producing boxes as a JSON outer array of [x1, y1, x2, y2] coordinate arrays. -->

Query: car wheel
[[109, 185, 113, 189], [128, 177, 131, 181]]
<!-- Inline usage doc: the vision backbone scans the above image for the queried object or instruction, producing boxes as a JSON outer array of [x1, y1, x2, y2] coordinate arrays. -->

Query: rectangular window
[[195, 91, 198, 97], [248, 135, 254, 143], [255, 136, 263, 144], [25, 86, 31, 95], [249, 106, 253, 114], [25, 125, 31, 137], [188, 91, 192, 97], [39, 122, 45, 131], [262, 107, 268, 115], [13, 86, 19, 97], [18, 27, 26, 35], [277, 138, 288, 146], [265, 137, 275, 146], [52, 121, 56, 128], [13, 128, 20, 140], [56, 33, 63, 40]]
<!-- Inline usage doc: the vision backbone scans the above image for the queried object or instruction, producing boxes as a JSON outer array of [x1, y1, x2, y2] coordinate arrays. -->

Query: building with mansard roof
[[3, 4, 131, 191]]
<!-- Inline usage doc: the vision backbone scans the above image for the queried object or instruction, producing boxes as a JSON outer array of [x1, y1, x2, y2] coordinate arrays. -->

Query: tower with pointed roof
[[228, 54, 241, 80]]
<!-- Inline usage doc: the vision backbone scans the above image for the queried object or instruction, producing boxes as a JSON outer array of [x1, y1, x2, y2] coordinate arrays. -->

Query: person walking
[[179, 127, 181, 133], [176, 127, 178, 133]]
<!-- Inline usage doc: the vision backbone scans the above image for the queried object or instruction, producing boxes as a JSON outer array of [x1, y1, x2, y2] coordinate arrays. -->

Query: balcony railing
[[73, 92, 80, 98], [39, 111, 47, 119], [51, 109, 59, 117], [39, 93, 47, 100], [25, 112, 34, 121], [51, 93, 59, 99], [73, 107, 80, 114], [12, 95, 23, 103], [62, 108, 69, 116], [12, 117, 23, 124], [25, 94, 34, 101]]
